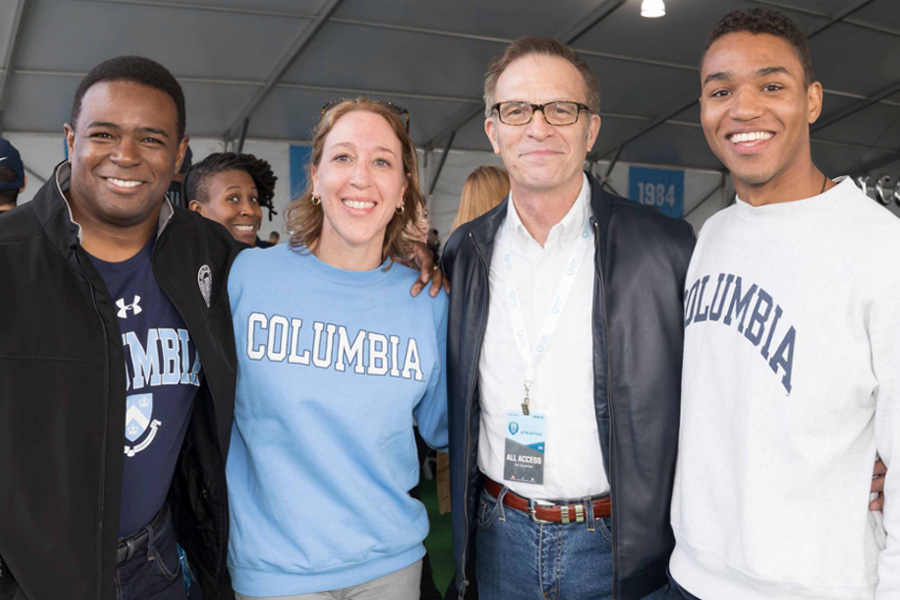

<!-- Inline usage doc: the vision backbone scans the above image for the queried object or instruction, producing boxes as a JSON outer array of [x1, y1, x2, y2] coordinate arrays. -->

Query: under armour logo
[[116, 295, 142, 319]]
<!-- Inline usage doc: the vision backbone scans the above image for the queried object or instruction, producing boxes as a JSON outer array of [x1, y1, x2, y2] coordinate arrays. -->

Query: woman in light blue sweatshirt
[[226, 98, 448, 599]]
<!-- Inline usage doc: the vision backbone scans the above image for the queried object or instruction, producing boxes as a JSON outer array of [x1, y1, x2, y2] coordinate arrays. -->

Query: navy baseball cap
[[0, 137, 25, 190]]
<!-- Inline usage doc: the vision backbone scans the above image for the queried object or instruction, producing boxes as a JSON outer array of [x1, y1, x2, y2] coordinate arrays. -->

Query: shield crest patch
[[198, 265, 212, 308], [125, 393, 153, 442], [508, 421, 519, 436]]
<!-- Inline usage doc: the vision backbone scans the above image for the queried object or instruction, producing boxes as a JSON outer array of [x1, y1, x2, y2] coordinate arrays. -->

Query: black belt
[[116, 508, 168, 565]]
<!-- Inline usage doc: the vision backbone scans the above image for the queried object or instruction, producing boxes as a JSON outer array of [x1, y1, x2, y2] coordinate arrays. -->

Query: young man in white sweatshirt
[[668, 8, 898, 600]]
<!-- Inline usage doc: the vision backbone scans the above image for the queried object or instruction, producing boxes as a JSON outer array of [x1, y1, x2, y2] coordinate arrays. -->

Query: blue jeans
[[115, 508, 186, 600], [475, 486, 615, 600]]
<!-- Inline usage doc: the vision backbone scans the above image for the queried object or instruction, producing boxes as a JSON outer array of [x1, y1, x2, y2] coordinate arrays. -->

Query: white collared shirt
[[477, 174, 610, 500]]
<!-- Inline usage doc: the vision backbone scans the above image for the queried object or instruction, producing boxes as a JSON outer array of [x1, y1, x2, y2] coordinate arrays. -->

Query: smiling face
[[64, 80, 187, 229], [484, 54, 600, 199], [311, 110, 407, 267], [700, 32, 822, 191], [190, 169, 262, 246]]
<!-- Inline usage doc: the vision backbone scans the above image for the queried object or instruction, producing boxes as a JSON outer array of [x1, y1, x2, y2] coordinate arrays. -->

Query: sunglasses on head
[[320, 98, 410, 132]]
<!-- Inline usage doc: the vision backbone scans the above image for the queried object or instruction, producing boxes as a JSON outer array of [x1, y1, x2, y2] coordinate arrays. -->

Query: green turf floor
[[420, 474, 454, 594]]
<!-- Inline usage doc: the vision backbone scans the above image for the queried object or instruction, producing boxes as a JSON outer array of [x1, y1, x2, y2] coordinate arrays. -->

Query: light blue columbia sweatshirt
[[226, 244, 448, 596]]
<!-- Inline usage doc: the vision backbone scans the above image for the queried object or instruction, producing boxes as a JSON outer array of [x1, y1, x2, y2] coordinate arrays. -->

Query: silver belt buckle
[[528, 498, 554, 524]]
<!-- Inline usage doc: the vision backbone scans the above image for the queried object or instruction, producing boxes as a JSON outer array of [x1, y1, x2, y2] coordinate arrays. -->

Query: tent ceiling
[[1, 0, 899, 177]]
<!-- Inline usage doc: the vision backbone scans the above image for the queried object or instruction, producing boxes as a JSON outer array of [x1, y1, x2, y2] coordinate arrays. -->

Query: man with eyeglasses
[[442, 37, 695, 600]]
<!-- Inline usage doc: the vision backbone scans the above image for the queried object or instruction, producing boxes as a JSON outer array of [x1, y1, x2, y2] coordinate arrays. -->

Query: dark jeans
[[115, 508, 186, 600], [0, 511, 187, 600], [665, 570, 702, 600]]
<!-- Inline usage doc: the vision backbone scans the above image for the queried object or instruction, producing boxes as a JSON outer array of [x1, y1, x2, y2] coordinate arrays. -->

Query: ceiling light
[[641, 0, 666, 18]]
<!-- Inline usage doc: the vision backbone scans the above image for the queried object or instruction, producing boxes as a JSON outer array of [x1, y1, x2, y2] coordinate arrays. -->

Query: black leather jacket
[[442, 172, 695, 599], [0, 162, 239, 600]]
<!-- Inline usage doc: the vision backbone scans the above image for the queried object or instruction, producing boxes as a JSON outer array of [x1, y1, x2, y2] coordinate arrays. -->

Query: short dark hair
[[185, 152, 278, 217], [484, 37, 601, 116], [71, 56, 186, 139], [0, 166, 20, 206], [704, 8, 815, 87]]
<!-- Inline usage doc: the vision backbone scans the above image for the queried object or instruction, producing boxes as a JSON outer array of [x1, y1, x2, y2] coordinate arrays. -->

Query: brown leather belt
[[484, 477, 611, 524]]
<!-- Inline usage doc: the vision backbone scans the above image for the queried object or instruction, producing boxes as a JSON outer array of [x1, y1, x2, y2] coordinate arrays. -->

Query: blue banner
[[628, 166, 685, 218], [289, 145, 313, 198]]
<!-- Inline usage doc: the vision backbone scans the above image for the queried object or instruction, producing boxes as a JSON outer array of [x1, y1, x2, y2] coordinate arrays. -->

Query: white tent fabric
[[2, 0, 899, 231]]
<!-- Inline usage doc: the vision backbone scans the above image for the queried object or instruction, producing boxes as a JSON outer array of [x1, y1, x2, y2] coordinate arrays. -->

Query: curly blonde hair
[[286, 98, 426, 265]]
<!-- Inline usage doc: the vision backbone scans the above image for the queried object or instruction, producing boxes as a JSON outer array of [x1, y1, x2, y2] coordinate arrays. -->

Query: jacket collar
[[465, 191, 509, 255], [586, 170, 612, 248], [31, 160, 176, 256], [467, 170, 612, 253]]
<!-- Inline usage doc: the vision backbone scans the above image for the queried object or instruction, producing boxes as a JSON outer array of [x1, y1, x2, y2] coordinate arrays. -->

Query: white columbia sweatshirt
[[671, 177, 900, 600]]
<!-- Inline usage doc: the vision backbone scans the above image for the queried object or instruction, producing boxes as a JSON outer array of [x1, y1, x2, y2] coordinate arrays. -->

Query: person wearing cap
[[0, 137, 26, 213]]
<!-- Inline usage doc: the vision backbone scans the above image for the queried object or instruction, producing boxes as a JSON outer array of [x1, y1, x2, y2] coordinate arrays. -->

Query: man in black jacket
[[0, 55, 443, 600], [442, 37, 695, 600], [0, 56, 238, 600]]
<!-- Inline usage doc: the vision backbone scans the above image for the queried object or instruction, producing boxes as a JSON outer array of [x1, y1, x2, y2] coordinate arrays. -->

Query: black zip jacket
[[441, 172, 695, 600], [0, 162, 240, 600]]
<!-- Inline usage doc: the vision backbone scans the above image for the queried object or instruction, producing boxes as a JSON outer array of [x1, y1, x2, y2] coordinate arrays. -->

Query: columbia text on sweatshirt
[[671, 178, 900, 600], [226, 244, 449, 596]]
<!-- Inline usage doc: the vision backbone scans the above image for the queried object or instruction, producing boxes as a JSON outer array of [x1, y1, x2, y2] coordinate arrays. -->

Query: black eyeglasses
[[321, 99, 410, 132], [491, 101, 592, 126]]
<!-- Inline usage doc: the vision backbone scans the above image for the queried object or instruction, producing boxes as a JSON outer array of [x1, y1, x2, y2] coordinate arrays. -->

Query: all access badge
[[504, 411, 546, 485], [198, 265, 212, 307]]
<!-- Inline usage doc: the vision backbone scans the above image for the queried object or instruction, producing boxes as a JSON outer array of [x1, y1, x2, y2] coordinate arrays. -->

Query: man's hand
[[406, 241, 450, 298], [871, 457, 886, 511]]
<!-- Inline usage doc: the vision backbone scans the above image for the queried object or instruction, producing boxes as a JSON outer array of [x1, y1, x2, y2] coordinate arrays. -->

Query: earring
[[311, 195, 321, 206], [396, 203, 405, 215]]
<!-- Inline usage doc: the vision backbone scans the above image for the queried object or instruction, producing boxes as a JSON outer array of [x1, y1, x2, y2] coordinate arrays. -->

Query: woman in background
[[451, 164, 509, 231], [433, 164, 509, 518], [186, 152, 277, 247], [226, 98, 448, 600]]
